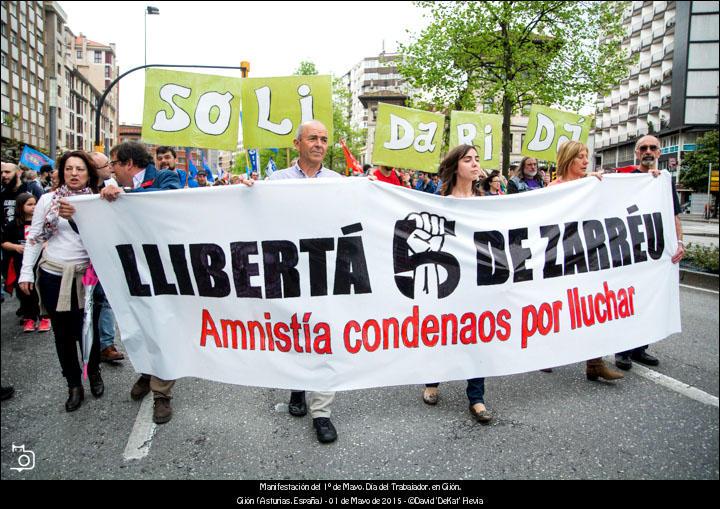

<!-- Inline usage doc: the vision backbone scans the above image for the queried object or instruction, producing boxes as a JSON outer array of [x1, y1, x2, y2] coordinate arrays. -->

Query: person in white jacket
[[19, 150, 102, 412]]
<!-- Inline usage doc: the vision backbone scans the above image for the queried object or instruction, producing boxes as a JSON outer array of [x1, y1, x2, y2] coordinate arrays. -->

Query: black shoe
[[615, 354, 632, 371], [313, 417, 337, 444], [65, 386, 84, 412], [1, 385, 15, 401], [631, 351, 659, 366], [289, 391, 307, 417], [89, 372, 104, 398]]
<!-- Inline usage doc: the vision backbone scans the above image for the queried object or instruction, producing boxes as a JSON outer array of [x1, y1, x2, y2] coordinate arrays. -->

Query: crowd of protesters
[[1, 128, 685, 444]]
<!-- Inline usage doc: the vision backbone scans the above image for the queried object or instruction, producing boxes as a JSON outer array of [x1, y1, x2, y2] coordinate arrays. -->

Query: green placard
[[521, 105, 593, 163], [448, 111, 503, 170], [241, 75, 333, 149], [372, 103, 445, 173], [142, 69, 242, 151]]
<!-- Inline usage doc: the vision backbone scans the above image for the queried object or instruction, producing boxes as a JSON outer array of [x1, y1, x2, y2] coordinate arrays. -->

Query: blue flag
[[202, 157, 215, 183], [19, 145, 54, 171], [248, 149, 259, 176], [266, 157, 277, 178]]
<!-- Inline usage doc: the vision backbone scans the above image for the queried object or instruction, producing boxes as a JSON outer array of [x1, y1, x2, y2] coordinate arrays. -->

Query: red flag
[[340, 139, 363, 176]]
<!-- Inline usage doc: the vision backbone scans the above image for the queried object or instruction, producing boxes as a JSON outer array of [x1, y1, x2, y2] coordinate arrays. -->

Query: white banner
[[70, 174, 681, 391]]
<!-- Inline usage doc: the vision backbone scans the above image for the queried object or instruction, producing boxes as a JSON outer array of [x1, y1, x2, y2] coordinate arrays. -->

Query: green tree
[[293, 61, 366, 174], [680, 130, 719, 192], [399, 1, 633, 172]]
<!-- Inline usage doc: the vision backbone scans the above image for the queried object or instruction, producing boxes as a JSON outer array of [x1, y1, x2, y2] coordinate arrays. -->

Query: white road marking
[[680, 284, 719, 295], [123, 394, 157, 461], [629, 363, 719, 408]]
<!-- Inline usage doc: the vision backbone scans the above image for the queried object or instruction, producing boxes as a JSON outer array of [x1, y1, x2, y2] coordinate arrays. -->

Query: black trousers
[[15, 282, 40, 320], [38, 269, 100, 388]]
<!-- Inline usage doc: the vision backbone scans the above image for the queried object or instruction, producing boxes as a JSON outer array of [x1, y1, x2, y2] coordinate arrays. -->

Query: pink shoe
[[37, 318, 51, 333], [23, 319, 37, 333]]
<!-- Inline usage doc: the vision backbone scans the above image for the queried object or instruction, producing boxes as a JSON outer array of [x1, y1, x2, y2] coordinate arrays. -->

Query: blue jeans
[[93, 283, 116, 350], [426, 378, 485, 405]]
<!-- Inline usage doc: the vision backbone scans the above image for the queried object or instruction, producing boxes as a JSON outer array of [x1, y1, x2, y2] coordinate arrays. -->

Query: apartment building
[[594, 0, 719, 170]]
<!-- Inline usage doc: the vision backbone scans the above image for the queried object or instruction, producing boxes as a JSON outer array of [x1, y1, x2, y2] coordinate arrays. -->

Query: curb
[[680, 268, 719, 291]]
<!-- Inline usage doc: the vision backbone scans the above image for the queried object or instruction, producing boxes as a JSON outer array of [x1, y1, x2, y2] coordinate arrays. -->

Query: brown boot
[[586, 358, 625, 381], [153, 397, 172, 424]]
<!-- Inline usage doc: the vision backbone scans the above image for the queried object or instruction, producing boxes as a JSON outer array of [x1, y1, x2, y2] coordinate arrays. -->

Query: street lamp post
[[145, 6, 160, 66]]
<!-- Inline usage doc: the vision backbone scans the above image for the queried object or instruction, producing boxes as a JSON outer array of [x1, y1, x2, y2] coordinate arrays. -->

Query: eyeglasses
[[637, 145, 659, 152], [109, 160, 120, 166]]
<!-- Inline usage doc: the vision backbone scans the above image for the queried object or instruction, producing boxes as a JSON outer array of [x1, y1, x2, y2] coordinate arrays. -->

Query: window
[[687, 70, 720, 96], [688, 42, 720, 68], [685, 98, 719, 123], [692, 1, 720, 13], [76, 49, 82, 60], [690, 14, 720, 41], [104, 66, 111, 78], [1, 52, 6, 67], [94, 51, 102, 63]]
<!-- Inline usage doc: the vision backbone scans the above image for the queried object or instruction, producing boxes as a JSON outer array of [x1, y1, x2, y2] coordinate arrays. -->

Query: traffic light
[[710, 169, 719, 192]]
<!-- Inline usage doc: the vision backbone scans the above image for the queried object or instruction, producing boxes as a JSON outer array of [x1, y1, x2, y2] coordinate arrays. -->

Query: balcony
[[629, 104, 638, 116], [611, 96, 620, 106], [651, 77, 662, 89], [652, 51, 664, 64], [630, 64, 640, 76], [621, 90, 630, 101], [610, 136, 619, 145], [619, 133, 629, 143], [632, 21, 642, 33], [650, 100, 661, 111], [664, 42, 674, 57], [620, 112, 629, 122], [640, 59, 651, 70], [663, 68, 673, 81], [654, 1, 667, 15], [632, 1, 642, 12], [642, 12, 653, 24], [662, 94, 672, 106], [641, 36, 653, 48], [652, 26, 665, 39], [638, 103, 650, 115], [666, 17, 675, 30], [631, 41, 641, 53], [611, 115, 620, 125], [639, 83, 651, 93], [638, 126, 649, 136]]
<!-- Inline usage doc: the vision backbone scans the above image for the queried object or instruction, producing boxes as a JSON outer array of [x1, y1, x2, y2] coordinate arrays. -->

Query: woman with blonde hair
[[544, 140, 624, 382]]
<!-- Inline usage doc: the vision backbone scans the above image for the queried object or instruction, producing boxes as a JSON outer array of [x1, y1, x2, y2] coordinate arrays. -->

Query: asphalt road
[[1, 286, 717, 480]]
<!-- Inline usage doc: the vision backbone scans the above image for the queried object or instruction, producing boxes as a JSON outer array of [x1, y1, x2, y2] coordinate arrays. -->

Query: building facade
[[594, 0, 719, 171], [343, 52, 411, 164], [1, 1, 118, 161], [1, 1, 48, 155]]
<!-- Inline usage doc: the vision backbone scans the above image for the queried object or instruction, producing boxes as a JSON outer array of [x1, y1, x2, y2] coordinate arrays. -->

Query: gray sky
[[59, 1, 428, 125]]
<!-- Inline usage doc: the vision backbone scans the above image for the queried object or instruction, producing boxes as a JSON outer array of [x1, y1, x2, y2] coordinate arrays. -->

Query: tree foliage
[[399, 1, 633, 171], [680, 130, 719, 192]]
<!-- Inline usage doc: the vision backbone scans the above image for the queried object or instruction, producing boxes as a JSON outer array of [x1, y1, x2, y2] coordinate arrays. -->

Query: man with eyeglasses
[[615, 134, 685, 371], [59, 142, 182, 424], [267, 120, 341, 444], [87, 152, 123, 363]]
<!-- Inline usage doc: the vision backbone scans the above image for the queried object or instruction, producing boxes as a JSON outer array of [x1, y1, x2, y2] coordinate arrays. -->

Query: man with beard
[[156, 146, 195, 188], [507, 156, 546, 193], [615, 135, 685, 371], [1, 162, 33, 227]]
